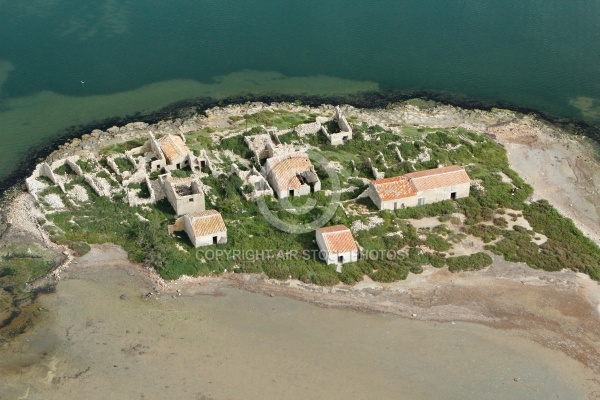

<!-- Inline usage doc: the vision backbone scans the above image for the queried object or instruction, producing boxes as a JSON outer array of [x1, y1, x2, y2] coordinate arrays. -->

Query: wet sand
[[2, 104, 600, 399], [0, 246, 598, 400]]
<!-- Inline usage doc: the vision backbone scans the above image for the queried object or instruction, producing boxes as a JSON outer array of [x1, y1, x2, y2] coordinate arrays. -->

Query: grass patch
[[53, 163, 74, 176], [0, 243, 59, 297], [100, 138, 146, 155], [170, 168, 193, 178], [243, 110, 313, 130], [114, 157, 134, 173]]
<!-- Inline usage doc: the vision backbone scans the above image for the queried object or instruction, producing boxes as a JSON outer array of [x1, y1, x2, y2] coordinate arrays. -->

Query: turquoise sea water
[[1, 0, 600, 181]]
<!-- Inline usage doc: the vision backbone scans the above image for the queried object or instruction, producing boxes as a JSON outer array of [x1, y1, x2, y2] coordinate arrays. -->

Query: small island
[[8, 100, 598, 285], [2, 99, 600, 391]]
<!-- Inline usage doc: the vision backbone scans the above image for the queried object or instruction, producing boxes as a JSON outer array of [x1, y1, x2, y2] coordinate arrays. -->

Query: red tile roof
[[157, 134, 189, 163], [186, 210, 226, 237], [317, 225, 358, 253], [405, 165, 470, 192], [371, 176, 416, 201], [266, 152, 315, 190]]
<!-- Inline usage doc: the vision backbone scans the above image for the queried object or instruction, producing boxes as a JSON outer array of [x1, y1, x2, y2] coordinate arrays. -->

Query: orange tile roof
[[187, 210, 226, 237], [317, 225, 358, 253], [266, 152, 315, 190], [371, 176, 416, 201], [405, 165, 470, 192], [157, 134, 189, 164]]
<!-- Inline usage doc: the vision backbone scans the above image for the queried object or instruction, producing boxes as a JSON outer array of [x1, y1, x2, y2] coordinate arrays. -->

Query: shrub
[[53, 163, 73, 175], [339, 263, 365, 285], [424, 233, 452, 251], [170, 169, 192, 178], [523, 200, 600, 279], [447, 252, 493, 272], [114, 157, 134, 173], [462, 224, 502, 243], [493, 217, 508, 228]]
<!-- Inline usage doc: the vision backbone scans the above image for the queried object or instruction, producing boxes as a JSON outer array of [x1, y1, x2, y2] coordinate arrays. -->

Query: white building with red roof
[[183, 210, 227, 247], [263, 151, 321, 199], [316, 225, 359, 269], [369, 165, 470, 210]]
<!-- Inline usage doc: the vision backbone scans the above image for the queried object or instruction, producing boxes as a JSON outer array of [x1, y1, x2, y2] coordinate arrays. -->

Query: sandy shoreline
[[1, 246, 598, 399]]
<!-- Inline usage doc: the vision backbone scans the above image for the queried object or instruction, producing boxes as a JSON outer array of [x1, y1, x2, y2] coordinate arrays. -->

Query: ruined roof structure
[[265, 152, 318, 191]]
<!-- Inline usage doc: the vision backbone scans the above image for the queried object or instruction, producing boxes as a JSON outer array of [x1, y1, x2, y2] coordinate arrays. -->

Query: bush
[[447, 252, 493, 272], [114, 157, 134, 173], [493, 217, 508, 228], [170, 169, 192, 178], [54, 163, 74, 176], [424, 233, 452, 251], [462, 224, 502, 243], [339, 263, 365, 285], [394, 200, 456, 220], [522, 200, 600, 278]]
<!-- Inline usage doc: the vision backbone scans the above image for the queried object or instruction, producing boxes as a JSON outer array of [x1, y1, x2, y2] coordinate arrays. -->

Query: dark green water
[[1, 0, 600, 181]]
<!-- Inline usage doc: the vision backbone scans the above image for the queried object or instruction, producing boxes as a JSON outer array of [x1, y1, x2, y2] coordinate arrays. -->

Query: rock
[[119, 294, 129, 301], [295, 122, 321, 136]]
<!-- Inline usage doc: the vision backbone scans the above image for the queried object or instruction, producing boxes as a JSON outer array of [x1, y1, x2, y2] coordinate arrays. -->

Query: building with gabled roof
[[183, 210, 227, 247], [157, 134, 188, 165], [263, 151, 320, 199], [316, 225, 359, 269], [147, 132, 195, 172], [369, 176, 418, 211], [368, 165, 470, 210]]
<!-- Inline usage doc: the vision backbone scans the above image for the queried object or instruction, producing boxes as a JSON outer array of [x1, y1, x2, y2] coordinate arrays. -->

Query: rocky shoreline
[[1, 90, 599, 196]]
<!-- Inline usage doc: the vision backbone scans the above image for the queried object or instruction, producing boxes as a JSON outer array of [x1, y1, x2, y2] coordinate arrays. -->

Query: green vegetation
[[42, 110, 600, 284], [0, 242, 59, 299], [170, 168, 193, 178], [242, 110, 314, 130], [485, 200, 600, 279], [186, 128, 216, 152], [220, 133, 254, 160], [100, 138, 146, 155], [114, 157, 134, 173], [53, 163, 74, 176], [76, 159, 97, 173], [446, 252, 493, 272]]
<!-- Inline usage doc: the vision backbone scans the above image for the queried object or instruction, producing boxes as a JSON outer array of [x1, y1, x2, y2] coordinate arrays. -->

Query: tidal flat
[[0, 245, 596, 400]]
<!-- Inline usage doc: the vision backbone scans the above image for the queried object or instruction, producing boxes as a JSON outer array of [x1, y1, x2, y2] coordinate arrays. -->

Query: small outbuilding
[[159, 175, 205, 216], [183, 210, 227, 247], [316, 225, 359, 270], [321, 106, 353, 145]]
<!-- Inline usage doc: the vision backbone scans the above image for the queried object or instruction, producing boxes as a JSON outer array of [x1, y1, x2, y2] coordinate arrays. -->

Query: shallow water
[[1, 1, 600, 181], [0, 256, 593, 399]]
